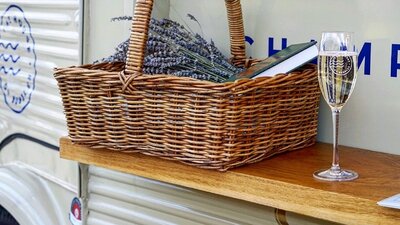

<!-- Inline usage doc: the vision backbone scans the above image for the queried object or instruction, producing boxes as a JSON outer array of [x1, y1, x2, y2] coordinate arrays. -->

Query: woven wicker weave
[[54, 0, 320, 171]]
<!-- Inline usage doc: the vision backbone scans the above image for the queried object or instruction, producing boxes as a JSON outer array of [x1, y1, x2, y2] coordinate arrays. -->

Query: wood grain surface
[[60, 137, 400, 225]]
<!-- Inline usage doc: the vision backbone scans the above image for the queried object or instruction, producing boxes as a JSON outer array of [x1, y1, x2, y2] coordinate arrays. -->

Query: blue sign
[[0, 5, 37, 113]]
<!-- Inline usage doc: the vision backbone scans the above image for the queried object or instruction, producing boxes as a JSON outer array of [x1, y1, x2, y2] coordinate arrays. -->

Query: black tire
[[0, 205, 19, 225]]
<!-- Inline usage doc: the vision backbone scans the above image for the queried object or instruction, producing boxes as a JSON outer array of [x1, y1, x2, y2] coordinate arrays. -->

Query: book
[[225, 41, 318, 82]]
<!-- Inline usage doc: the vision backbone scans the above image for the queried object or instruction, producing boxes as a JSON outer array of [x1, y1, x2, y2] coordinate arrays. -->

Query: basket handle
[[124, 0, 246, 76]]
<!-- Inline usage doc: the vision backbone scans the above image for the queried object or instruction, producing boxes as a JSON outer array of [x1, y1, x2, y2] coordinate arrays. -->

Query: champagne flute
[[314, 32, 358, 181]]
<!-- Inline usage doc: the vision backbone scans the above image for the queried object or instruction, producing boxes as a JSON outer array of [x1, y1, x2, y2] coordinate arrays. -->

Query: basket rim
[[54, 62, 317, 87]]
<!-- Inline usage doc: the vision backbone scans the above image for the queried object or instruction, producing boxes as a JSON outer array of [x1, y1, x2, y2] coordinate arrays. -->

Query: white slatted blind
[[88, 166, 338, 225]]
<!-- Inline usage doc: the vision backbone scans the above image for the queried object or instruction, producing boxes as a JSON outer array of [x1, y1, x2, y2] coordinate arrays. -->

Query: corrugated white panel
[[0, 162, 76, 225], [0, 0, 79, 190], [88, 166, 339, 225], [0, 2, 80, 224], [88, 166, 277, 225], [0, 2, 79, 224], [0, 0, 79, 143]]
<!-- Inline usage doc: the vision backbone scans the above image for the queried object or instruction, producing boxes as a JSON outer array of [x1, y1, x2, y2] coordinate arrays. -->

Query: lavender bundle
[[97, 16, 243, 83]]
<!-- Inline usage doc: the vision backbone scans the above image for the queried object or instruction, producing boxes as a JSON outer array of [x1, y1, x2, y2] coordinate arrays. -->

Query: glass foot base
[[313, 168, 358, 181]]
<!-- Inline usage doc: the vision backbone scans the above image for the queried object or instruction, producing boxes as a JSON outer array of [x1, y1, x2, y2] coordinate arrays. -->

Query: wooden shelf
[[60, 137, 400, 225]]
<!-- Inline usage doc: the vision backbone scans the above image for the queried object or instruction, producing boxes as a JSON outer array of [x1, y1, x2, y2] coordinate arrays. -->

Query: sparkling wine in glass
[[313, 32, 358, 181]]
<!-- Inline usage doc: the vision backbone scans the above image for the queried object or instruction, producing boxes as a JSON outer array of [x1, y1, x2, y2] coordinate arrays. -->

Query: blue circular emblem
[[0, 5, 37, 113]]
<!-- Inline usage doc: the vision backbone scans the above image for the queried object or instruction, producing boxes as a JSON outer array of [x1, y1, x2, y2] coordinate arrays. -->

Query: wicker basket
[[54, 0, 320, 171]]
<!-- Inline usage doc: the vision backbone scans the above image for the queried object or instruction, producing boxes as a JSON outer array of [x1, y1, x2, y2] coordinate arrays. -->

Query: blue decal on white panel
[[391, 44, 400, 78], [358, 42, 371, 75], [245, 36, 254, 45], [0, 54, 20, 63], [268, 37, 287, 56], [0, 5, 36, 113]]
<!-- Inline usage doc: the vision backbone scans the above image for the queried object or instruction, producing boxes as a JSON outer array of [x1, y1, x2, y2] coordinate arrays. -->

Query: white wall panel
[[88, 166, 276, 225], [88, 166, 338, 225], [0, 0, 81, 222], [0, 163, 76, 225], [0, 0, 80, 217]]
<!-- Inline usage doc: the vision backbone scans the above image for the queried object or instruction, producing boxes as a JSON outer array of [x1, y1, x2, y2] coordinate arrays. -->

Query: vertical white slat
[[0, 3, 80, 225], [0, 0, 79, 145], [88, 166, 340, 225], [88, 166, 278, 225]]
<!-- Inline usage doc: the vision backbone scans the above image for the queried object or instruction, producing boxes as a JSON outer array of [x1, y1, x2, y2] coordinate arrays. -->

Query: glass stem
[[331, 108, 341, 173]]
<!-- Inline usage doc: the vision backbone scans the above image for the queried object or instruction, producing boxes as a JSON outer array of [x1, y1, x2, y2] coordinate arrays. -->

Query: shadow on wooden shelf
[[60, 137, 400, 225]]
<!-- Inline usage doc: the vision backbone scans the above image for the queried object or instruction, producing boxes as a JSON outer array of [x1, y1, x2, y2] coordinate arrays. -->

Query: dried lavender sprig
[[151, 19, 187, 37], [150, 19, 215, 59], [145, 56, 191, 69], [149, 19, 233, 69], [149, 30, 235, 76], [146, 50, 230, 81], [110, 16, 237, 73], [97, 17, 243, 82], [111, 16, 132, 22], [145, 56, 227, 82], [187, 14, 204, 37], [94, 38, 129, 63], [175, 41, 236, 76], [98, 35, 237, 81], [179, 65, 226, 82], [144, 52, 228, 82]]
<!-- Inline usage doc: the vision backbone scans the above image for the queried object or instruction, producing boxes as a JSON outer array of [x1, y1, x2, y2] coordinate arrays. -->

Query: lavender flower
[[97, 17, 244, 83], [111, 16, 132, 22], [187, 13, 203, 37]]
